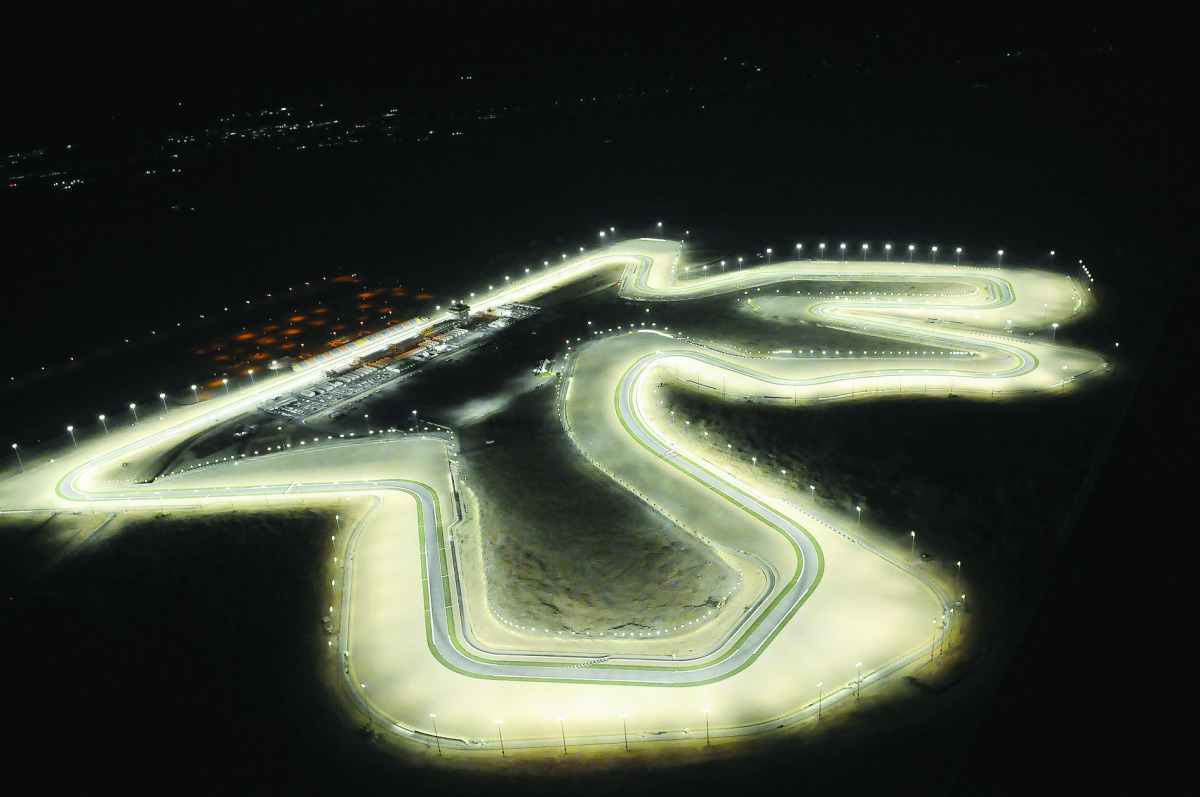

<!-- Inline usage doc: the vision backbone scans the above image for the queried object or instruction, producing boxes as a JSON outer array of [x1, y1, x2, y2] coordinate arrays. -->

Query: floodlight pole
[[429, 714, 441, 755], [620, 714, 629, 751]]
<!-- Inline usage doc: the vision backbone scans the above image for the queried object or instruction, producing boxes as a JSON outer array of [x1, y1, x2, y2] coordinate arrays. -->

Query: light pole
[[809, 484, 815, 505], [429, 714, 441, 755], [997, 249, 1004, 267], [11, 443, 23, 472], [819, 242, 826, 260], [558, 716, 567, 754], [656, 221, 663, 236], [908, 244, 915, 263], [702, 709, 711, 745], [955, 561, 962, 594], [766, 247, 772, 264], [839, 243, 846, 260], [191, 384, 198, 402], [412, 409, 418, 430], [910, 530, 916, 560], [931, 245, 938, 263], [222, 378, 229, 395], [67, 425, 77, 448], [1051, 322, 1059, 341], [1050, 249, 1056, 267], [130, 403, 138, 423], [737, 256, 744, 270], [620, 713, 629, 751], [248, 369, 256, 385], [159, 393, 168, 412], [99, 414, 108, 435], [955, 247, 962, 265], [885, 243, 891, 261], [795, 243, 803, 259], [855, 505, 861, 532], [855, 661, 863, 698], [861, 243, 868, 260], [494, 720, 505, 756], [817, 681, 823, 719], [364, 414, 371, 434]]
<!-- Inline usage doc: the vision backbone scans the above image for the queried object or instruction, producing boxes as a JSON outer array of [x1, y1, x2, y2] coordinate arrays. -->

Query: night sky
[[2, 3, 1190, 794]]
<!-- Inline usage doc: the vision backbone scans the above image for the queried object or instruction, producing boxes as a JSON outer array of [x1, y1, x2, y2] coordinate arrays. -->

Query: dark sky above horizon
[[5, 2, 1181, 150]]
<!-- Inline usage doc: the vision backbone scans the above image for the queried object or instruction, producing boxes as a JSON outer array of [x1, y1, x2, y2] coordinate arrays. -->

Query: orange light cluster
[[191, 274, 432, 379]]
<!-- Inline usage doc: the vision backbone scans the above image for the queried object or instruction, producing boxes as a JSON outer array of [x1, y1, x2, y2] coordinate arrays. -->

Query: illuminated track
[[5, 237, 1107, 751]]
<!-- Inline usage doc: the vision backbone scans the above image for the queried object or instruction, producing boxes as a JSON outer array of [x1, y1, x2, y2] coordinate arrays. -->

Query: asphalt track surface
[[5, 238, 1108, 750]]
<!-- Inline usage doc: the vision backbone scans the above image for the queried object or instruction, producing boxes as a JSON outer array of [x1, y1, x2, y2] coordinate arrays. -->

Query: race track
[[1, 237, 1107, 752]]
